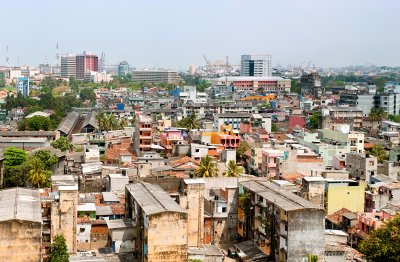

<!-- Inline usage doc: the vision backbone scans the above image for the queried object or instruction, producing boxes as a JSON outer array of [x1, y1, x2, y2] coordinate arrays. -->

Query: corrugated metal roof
[[0, 188, 42, 223], [81, 111, 99, 129], [240, 180, 320, 211], [102, 192, 120, 203], [96, 206, 113, 216], [57, 111, 80, 134], [126, 182, 186, 216]]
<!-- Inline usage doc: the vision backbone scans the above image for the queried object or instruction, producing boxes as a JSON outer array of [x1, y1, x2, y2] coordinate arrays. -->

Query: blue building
[[118, 61, 130, 76], [16, 77, 29, 97]]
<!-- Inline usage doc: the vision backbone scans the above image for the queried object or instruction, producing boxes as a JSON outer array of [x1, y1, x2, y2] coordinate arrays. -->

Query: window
[[222, 207, 227, 212], [195, 149, 200, 153], [80, 228, 85, 233]]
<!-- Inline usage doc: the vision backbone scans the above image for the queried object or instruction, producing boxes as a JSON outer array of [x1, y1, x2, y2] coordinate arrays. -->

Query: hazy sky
[[0, 0, 399, 69]]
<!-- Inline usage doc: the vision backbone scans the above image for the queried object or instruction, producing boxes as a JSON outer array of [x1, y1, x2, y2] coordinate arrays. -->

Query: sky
[[0, 0, 399, 70]]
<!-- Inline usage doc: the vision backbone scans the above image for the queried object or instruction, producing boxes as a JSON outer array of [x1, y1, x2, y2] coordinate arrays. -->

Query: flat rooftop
[[0, 188, 41, 223]]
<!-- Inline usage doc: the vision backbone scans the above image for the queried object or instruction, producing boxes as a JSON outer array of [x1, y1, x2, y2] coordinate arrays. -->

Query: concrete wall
[[0, 220, 41, 262], [77, 223, 91, 243], [51, 189, 78, 254], [146, 212, 188, 262], [186, 182, 205, 247], [286, 209, 325, 262], [326, 181, 366, 215]]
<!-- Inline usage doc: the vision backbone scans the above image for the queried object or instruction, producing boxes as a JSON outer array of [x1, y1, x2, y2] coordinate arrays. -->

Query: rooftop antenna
[[5, 46, 9, 67], [56, 43, 59, 67]]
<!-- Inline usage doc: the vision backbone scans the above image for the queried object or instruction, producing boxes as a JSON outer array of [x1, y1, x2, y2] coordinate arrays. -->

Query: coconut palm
[[178, 113, 201, 131], [369, 107, 388, 121], [194, 155, 218, 177], [225, 160, 244, 177], [368, 145, 387, 163], [118, 117, 128, 129], [27, 157, 51, 188]]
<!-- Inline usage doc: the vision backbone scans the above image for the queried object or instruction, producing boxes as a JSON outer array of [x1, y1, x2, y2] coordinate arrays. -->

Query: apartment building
[[240, 180, 325, 262], [214, 113, 251, 131], [61, 54, 76, 78], [322, 106, 363, 130], [318, 129, 364, 154], [241, 54, 272, 77], [160, 128, 186, 155], [261, 149, 284, 178], [131, 70, 182, 84], [300, 72, 321, 97], [346, 153, 378, 181], [134, 115, 153, 156], [212, 76, 290, 93], [126, 182, 188, 261]]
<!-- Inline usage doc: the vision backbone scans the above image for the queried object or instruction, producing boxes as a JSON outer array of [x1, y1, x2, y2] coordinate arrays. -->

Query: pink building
[[160, 129, 185, 154], [261, 149, 284, 178]]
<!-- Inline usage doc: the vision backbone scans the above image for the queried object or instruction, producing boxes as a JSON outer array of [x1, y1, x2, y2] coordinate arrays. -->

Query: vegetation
[[0, 72, 5, 88], [3, 148, 56, 188], [96, 112, 128, 131], [79, 87, 96, 105], [307, 254, 319, 262], [18, 115, 53, 131], [225, 160, 244, 177], [180, 73, 211, 91], [48, 234, 69, 262], [271, 122, 278, 132], [290, 79, 300, 93], [308, 112, 321, 130], [51, 137, 73, 152], [236, 141, 250, 160], [359, 214, 400, 262], [177, 113, 201, 131], [388, 114, 400, 123], [368, 145, 387, 163], [369, 107, 388, 122], [194, 155, 218, 177]]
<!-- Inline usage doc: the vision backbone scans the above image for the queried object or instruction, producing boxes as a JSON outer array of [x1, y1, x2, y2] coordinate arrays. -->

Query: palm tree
[[194, 155, 218, 177], [179, 113, 201, 131], [368, 145, 387, 163], [27, 157, 51, 188], [107, 114, 118, 131], [96, 112, 109, 131], [130, 115, 137, 127], [369, 107, 388, 121], [118, 117, 128, 129], [225, 160, 244, 177]]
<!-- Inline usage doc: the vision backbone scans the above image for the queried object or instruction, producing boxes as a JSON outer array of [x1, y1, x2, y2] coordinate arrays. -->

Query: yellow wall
[[326, 181, 366, 215]]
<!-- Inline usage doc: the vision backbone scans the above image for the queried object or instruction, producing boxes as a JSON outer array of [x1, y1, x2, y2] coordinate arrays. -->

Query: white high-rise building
[[241, 54, 272, 77], [60, 54, 76, 79]]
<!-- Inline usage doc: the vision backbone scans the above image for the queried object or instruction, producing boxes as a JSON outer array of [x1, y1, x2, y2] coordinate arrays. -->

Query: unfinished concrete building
[[51, 185, 79, 254], [240, 180, 325, 262], [0, 188, 42, 262], [126, 182, 188, 262]]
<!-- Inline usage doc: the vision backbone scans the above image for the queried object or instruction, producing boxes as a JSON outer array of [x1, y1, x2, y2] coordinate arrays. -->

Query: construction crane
[[203, 54, 211, 66]]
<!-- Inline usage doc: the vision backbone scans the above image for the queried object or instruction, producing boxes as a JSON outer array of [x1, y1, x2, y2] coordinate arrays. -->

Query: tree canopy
[[51, 137, 72, 152], [359, 214, 400, 261], [48, 234, 69, 262], [194, 156, 218, 177], [177, 113, 201, 131], [225, 160, 244, 177]]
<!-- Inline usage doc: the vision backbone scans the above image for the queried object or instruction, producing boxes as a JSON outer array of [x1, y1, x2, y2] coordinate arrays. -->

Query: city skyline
[[0, 0, 399, 69]]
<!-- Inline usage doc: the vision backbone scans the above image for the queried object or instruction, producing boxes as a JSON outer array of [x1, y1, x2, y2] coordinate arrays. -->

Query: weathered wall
[[0, 220, 41, 262], [146, 212, 188, 262], [287, 209, 325, 262], [186, 182, 205, 247], [326, 181, 366, 215], [51, 189, 78, 253]]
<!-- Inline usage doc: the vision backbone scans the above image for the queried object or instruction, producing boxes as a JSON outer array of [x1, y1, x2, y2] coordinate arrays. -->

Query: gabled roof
[[82, 111, 99, 129], [126, 182, 186, 216], [0, 188, 41, 223], [57, 111, 79, 135]]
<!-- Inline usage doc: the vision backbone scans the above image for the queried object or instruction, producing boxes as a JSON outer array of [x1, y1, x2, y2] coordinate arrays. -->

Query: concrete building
[[241, 54, 272, 77], [126, 182, 188, 261], [134, 115, 153, 156], [160, 128, 185, 155], [212, 76, 290, 93], [384, 81, 400, 93], [346, 153, 377, 182], [338, 93, 374, 116], [0, 188, 42, 262], [76, 52, 99, 80], [214, 113, 251, 131], [180, 86, 209, 104], [300, 72, 321, 97], [51, 185, 79, 254], [15, 76, 29, 97], [131, 70, 182, 84], [240, 180, 325, 262], [118, 61, 130, 76], [318, 129, 364, 154], [61, 54, 77, 78], [322, 106, 363, 130], [375, 93, 400, 116]]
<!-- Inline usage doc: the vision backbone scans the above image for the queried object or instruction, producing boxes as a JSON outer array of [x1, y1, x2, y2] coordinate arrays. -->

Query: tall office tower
[[60, 54, 77, 78], [16, 76, 29, 97], [241, 54, 272, 77], [75, 52, 99, 80], [117, 61, 130, 76]]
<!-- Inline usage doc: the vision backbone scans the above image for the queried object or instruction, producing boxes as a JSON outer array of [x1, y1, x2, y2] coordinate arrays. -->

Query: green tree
[[3, 147, 27, 170], [178, 113, 201, 131], [194, 155, 218, 177], [308, 254, 319, 262], [290, 79, 300, 93], [225, 160, 244, 177], [51, 137, 72, 152], [369, 107, 388, 122], [237, 141, 250, 161], [80, 87, 96, 103], [0, 72, 5, 88], [118, 117, 128, 129], [48, 234, 69, 262], [27, 157, 51, 188], [26, 116, 51, 131], [308, 112, 321, 130], [368, 145, 387, 163], [33, 150, 59, 169], [3, 147, 28, 187], [359, 214, 400, 262], [271, 122, 278, 132]]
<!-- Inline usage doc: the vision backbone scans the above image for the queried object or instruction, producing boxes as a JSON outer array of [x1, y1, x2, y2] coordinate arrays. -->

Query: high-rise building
[[241, 54, 272, 77], [300, 72, 321, 97], [118, 61, 130, 76], [15, 76, 29, 97], [76, 52, 98, 80], [60, 54, 76, 79]]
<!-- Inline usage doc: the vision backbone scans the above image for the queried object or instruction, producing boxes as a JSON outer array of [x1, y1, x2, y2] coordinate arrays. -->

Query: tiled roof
[[170, 156, 199, 167], [326, 208, 353, 224]]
